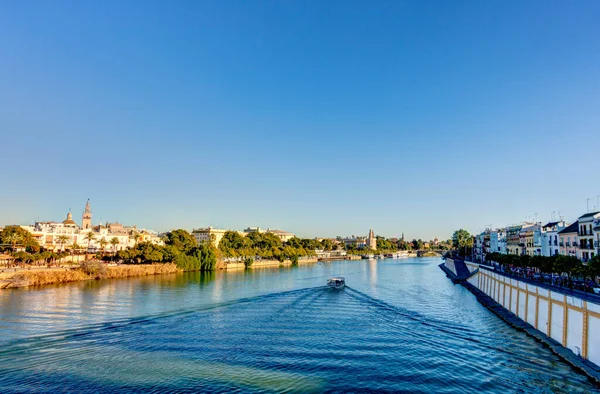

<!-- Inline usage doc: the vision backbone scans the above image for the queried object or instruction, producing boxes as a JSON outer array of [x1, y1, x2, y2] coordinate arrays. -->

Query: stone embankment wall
[[224, 257, 318, 270], [462, 261, 600, 368]]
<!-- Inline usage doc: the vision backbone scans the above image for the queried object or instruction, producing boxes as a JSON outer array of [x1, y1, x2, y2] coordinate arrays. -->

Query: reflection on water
[[0, 258, 598, 393]]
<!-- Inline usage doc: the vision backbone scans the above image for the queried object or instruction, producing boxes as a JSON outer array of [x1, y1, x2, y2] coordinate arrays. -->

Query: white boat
[[327, 277, 345, 289]]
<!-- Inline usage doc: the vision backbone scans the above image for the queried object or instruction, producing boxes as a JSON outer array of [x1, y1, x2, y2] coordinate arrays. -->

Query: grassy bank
[[1, 263, 181, 289]]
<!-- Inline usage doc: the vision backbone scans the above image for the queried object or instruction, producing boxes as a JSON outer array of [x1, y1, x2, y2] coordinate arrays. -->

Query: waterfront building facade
[[506, 225, 523, 255], [192, 227, 229, 246], [490, 229, 507, 254], [193, 226, 296, 246], [268, 229, 295, 242], [471, 212, 599, 263], [596, 222, 600, 257], [558, 222, 579, 257], [521, 223, 542, 257], [578, 212, 600, 262], [541, 221, 566, 257], [343, 236, 367, 249], [21, 201, 163, 252]]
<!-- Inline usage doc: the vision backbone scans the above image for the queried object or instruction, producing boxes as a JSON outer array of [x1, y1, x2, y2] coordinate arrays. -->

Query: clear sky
[[1, 1, 599, 240]]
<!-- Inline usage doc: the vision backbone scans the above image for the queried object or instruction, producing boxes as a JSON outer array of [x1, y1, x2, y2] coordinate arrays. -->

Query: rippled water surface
[[0, 258, 598, 393]]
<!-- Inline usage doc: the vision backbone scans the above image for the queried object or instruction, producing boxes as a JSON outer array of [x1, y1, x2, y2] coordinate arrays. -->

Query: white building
[[541, 221, 566, 257], [490, 229, 506, 254], [595, 222, 600, 258], [22, 201, 163, 252], [559, 222, 579, 258], [578, 211, 600, 262]]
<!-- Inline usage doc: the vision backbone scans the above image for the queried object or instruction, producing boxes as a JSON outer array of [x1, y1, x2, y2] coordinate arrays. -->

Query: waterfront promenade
[[442, 258, 600, 384]]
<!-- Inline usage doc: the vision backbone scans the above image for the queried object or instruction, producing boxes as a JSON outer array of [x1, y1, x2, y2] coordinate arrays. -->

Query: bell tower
[[368, 229, 377, 250], [82, 199, 92, 229]]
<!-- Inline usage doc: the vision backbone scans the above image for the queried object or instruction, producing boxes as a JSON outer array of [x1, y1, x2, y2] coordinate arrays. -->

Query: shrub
[[80, 261, 108, 279], [290, 255, 299, 266], [244, 257, 254, 268]]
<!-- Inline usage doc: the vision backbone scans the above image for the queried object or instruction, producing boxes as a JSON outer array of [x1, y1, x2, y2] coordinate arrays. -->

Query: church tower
[[368, 229, 377, 250], [82, 199, 92, 229]]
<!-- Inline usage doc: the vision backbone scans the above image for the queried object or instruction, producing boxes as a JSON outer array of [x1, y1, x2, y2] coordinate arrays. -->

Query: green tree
[[110, 237, 120, 255], [136, 242, 164, 263], [320, 239, 333, 251], [219, 231, 249, 256], [553, 255, 581, 278], [0, 225, 41, 252], [412, 239, 423, 250], [130, 231, 143, 247], [84, 232, 96, 253], [57, 235, 70, 252], [585, 255, 600, 280], [99, 237, 108, 254], [452, 229, 472, 249], [452, 229, 472, 257], [70, 242, 81, 253], [164, 229, 197, 252]]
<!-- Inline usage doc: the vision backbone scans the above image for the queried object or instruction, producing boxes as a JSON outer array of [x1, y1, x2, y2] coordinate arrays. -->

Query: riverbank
[[225, 257, 319, 270], [0, 256, 323, 288], [0, 263, 181, 289]]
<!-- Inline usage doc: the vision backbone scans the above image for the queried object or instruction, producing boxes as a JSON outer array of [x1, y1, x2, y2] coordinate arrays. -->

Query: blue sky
[[1, 1, 599, 240]]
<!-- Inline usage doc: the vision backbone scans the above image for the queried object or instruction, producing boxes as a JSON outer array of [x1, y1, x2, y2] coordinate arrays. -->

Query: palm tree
[[57, 235, 69, 252], [110, 237, 120, 253], [84, 232, 96, 255], [70, 242, 81, 253], [110, 237, 120, 262], [130, 231, 143, 247], [99, 237, 108, 255], [6, 233, 22, 252]]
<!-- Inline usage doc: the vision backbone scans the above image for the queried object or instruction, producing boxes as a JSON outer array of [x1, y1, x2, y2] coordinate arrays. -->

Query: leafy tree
[[320, 239, 333, 251], [137, 242, 164, 263], [219, 231, 249, 256], [84, 232, 96, 252], [70, 242, 82, 254], [412, 239, 423, 250], [452, 229, 472, 249], [0, 225, 41, 252], [585, 255, 600, 280], [57, 235, 70, 252], [554, 255, 582, 278], [452, 229, 472, 257], [99, 237, 108, 254], [163, 229, 197, 252], [110, 237, 120, 254], [130, 231, 143, 246]]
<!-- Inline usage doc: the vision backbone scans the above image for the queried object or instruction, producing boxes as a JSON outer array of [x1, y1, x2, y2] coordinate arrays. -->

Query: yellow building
[[192, 227, 228, 246]]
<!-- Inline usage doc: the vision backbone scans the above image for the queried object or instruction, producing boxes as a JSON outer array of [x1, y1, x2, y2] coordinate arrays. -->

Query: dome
[[63, 211, 77, 226]]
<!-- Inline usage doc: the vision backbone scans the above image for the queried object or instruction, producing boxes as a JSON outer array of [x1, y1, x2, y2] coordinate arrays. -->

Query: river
[[0, 257, 597, 393]]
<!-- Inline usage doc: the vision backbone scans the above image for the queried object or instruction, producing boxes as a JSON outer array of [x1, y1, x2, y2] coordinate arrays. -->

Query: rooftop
[[578, 211, 600, 220], [542, 221, 560, 229], [558, 221, 579, 235]]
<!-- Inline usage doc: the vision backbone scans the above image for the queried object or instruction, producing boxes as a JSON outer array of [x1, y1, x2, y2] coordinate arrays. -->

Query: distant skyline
[[1, 1, 599, 240]]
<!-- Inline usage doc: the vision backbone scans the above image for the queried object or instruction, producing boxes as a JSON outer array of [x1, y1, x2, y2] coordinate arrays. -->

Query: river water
[[0, 257, 597, 393]]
